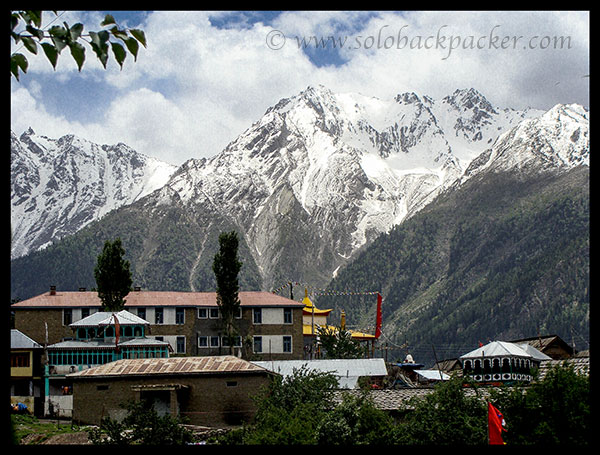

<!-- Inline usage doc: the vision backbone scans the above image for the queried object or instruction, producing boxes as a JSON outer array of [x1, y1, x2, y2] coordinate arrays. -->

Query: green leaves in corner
[[11, 11, 147, 80]]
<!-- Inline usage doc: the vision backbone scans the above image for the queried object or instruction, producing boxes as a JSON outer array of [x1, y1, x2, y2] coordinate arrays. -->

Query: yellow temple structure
[[301, 290, 376, 342]]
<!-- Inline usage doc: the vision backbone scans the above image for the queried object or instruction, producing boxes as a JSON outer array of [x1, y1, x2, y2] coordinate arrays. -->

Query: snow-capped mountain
[[462, 103, 589, 179], [11, 129, 177, 258], [11, 85, 589, 291], [145, 85, 554, 286]]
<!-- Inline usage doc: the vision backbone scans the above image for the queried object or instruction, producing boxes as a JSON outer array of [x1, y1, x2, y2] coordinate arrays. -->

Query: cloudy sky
[[11, 10, 589, 166]]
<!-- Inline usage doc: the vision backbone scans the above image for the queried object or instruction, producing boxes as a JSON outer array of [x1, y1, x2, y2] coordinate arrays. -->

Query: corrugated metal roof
[[11, 329, 43, 349], [12, 290, 304, 308], [415, 370, 450, 381], [460, 341, 532, 359], [253, 358, 387, 389], [69, 310, 149, 327], [68, 355, 270, 378]]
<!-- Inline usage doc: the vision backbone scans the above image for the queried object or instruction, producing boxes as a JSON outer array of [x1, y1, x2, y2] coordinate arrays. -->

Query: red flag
[[113, 313, 120, 353], [488, 402, 506, 445], [375, 293, 382, 338]]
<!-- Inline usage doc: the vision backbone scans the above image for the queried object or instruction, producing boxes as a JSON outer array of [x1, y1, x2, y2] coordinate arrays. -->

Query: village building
[[10, 329, 44, 416], [11, 288, 305, 361], [509, 334, 575, 360], [459, 340, 551, 385], [67, 356, 276, 428]]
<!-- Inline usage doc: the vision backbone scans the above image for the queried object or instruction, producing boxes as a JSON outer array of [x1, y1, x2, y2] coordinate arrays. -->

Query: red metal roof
[[68, 355, 271, 378], [11, 290, 304, 308]]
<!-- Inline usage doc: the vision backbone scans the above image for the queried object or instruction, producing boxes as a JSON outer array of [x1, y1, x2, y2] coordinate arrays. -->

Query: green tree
[[88, 399, 193, 445], [396, 375, 487, 445], [94, 238, 132, 311], [11, 11, 146, 80], [229, 366, 339, 444], [490, 363, 590, 445], [317, 325, 366, 359], [315, 392, 399, 445], [212, 231, 243, 354]]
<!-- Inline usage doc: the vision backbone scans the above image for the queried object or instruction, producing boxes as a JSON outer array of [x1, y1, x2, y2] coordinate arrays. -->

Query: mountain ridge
[[11, 85, 588, 306]]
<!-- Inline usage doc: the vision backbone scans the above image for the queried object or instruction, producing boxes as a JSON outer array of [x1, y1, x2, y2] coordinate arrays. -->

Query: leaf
[[10, 53, 28, 80], [109, 26, 129, 41], [25, 25, 44, 40], [101, 14, 116, 26], [124, 37, 139, 61], [48, 25, 68, 53], [41, 43, 59, 69], [21, 36, 37, 55], [69, 23, 84, 42], [69, 42, 86, 71], [130, 29, 147, 48], [111, 42, 126, 69], [89, 31, 109, 68], [28, 10, 43, 28]]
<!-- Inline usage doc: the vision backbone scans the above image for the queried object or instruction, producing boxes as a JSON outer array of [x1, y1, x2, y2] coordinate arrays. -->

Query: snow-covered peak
[[462, 103, 589, 178], [11, 130, 177, 258]]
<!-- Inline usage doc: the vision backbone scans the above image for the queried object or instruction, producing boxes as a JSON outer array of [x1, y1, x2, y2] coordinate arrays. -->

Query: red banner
[[375, 293, 382, 338], [488, 402, 506, 445]]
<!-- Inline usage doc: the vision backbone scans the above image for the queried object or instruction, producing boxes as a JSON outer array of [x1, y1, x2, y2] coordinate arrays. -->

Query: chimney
[[49, 285, 56, 296]]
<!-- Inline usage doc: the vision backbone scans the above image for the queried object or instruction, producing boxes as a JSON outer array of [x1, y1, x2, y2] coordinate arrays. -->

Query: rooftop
[[460, 340, 539, 359], [11, 329, 43, 349], [68, 355, 272, 378], [69, 310, 150, 327], [11, 290, 305, 309]]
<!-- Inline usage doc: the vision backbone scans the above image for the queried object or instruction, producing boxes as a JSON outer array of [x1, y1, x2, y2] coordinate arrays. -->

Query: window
[[253, 308, 262, 324], [137, 308, 146, 320], [176, 336, 186, 354], [210, 336, 220, 348], [209, 308, 220, 319], [155, 308, 163, 324], [63, 309, 72, 326], [81, 308, 90, 319], [11, 353, 30, 368], [176, 307, 185, 324], [198, 308, 208, 319], [284, 308, 292, 324], [283, 336, 292, 353], [226, 381, 238, 387], [198, 336, 208, 348], [253, 336, 263, 353]]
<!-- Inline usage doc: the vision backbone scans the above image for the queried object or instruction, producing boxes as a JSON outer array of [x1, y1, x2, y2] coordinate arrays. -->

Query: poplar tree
[[212, 231, 242, 355], [94, 238, 132, 311]]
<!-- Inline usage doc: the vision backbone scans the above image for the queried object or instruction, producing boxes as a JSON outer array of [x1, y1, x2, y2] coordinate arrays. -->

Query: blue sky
[[11, 11, 589, 165]]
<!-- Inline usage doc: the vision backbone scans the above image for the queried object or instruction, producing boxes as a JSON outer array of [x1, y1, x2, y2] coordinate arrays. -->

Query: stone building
[[68, 356, 275, 427], [12, 288, 305, 361]]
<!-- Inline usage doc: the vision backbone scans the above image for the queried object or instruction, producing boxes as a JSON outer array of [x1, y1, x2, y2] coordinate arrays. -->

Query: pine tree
[[212, 231, 243, 354], [94, 238, 132, 311]]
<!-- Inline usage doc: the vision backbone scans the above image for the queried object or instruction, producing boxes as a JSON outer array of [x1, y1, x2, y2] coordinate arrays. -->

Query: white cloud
[[11, 10, 589, 165]]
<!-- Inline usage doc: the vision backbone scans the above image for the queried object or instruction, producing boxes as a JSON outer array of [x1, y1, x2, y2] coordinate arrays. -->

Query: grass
[[11, 413, 92, 445]]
